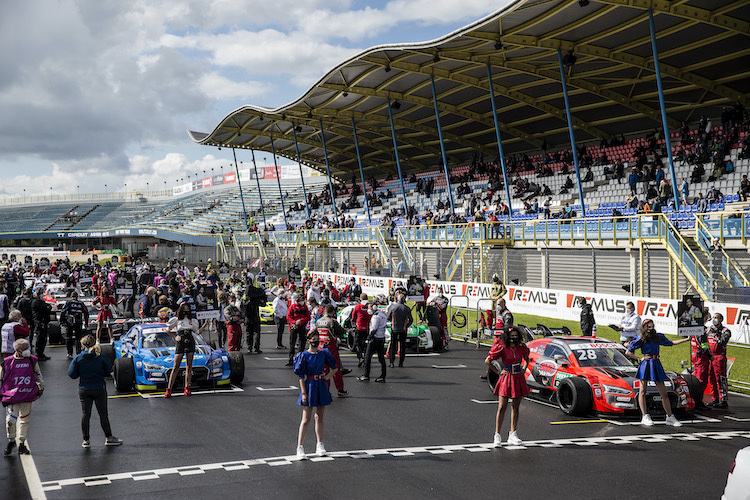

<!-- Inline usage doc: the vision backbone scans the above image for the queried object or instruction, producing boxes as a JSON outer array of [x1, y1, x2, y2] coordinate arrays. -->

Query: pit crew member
[[707, 312, 731, 409]]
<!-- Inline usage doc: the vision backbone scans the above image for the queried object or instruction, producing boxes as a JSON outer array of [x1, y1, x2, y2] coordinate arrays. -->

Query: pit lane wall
[[309, 271, 750, 344]]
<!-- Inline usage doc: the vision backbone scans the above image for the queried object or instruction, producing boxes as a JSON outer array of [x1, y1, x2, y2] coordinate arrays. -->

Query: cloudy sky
[[0, 0, 505, 198]]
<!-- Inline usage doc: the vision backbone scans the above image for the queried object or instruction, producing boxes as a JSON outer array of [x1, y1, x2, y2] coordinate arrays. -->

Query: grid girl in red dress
[[485, 326, 529, 448]]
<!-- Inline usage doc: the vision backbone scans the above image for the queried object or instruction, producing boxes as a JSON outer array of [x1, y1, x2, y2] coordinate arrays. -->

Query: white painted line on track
[[470, 399, 497, 404], [20, 440, 47, 500], [431, 364, 467, 369], [263, 357, 289, 361], [726, 416, 750, 422], [256, 386, 297, 391], [40, 430, 750, 492], [140, 385, 244, 399]]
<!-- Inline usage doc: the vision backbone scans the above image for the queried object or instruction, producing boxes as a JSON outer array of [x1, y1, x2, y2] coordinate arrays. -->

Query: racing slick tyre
[[683, 373, 704, 408], [48, 321, 64, 345], [556, 377, 592, 416], [100, 344, 116, 365], [346, 329, 357, 352], [487, 368, 499, 392], [113, 357, 135, 392], [429, 326, 441, 352], [228, 351, 245, 384]]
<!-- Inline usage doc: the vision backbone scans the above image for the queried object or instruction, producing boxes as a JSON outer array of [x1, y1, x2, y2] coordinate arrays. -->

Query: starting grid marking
[[41, 430, 750, 492]]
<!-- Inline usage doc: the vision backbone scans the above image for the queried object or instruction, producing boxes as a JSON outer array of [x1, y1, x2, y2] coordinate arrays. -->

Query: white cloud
[[0, 0, 503, 195]]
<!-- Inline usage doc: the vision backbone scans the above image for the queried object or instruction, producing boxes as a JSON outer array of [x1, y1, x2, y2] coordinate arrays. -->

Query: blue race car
[[101, 323, 244, 392]]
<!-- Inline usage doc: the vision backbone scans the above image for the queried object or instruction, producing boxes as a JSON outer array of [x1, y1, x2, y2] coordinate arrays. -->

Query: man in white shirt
[[358, 301, 387, 383], [615, 301, 642, 344], [272, 292, 288, 349]]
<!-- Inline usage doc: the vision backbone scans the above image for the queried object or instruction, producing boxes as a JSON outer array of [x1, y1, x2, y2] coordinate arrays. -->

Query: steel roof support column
[[648, 10, 681, 206], [556, 51, 587, 217], [292, 125, 311, 220], [430, 75, 456, 215], [351, 118, 372, 225], [386, 97, 410, 219], [318, 120, 340, 227], [249, 149, 267, 228], [486, 65, 514, 221], [269, 137, 288, 229], [232, 147, 250, 230]]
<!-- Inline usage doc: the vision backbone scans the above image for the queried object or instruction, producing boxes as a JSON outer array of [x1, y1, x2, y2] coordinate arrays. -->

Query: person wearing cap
[[272, 290, 289, 350], [60, 292, 89, 358], [343, 277, 361, 302], [68, 335, 122, 448], [2, 338, 44, 456], [286, 293, 311, 366]]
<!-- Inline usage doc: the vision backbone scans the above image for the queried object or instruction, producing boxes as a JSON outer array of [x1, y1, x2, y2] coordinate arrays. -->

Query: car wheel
[[429, 326, 441, 352], [48, 321, 64, 345], [228, 351, 245, 384], [556, 377, 592, 416], [346, 329, 357, 352], [100, 344, 115, 365], [683, 373, 704, 408], [113, 357, 135, 392], [487, 368, 499, 392]]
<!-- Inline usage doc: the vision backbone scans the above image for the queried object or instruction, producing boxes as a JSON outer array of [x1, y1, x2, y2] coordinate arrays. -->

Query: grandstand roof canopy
[[189, 0, 750, 179]]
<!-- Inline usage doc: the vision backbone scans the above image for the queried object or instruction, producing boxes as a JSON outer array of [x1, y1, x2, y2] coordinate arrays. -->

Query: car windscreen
[[142, 332, 176, 348], [568, 343, 632, 367]]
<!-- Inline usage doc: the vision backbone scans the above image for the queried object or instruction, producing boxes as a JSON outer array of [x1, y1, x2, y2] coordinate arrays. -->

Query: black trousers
[[216, 321, 227, 348], [78, 388, 112, 440], [355, 329, 368, 360], [364, 337, 386, 379], [388, 331, 406, 367], [275, 317, 287, 347], [245, 319, 261, 351], [66, 323, 84, 356], [288, 326, 306, 363], [34, 322, 48, 357]]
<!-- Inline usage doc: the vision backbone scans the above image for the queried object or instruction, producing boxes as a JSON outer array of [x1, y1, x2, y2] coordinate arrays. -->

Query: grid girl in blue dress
[[625, 319, 689, 427], [293, 330, 338, 459]]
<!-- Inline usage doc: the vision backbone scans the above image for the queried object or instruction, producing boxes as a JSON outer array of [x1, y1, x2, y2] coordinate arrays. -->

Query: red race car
[[487, 335, 699, 417]]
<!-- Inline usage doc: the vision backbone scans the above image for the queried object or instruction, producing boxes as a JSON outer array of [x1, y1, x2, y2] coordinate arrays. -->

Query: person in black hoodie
[[578, 297, 596, 336], [67, 335, 122, 448], [30, 289, 51, 360], [243, 277, 267, 354], [15, 289, 34, 348]]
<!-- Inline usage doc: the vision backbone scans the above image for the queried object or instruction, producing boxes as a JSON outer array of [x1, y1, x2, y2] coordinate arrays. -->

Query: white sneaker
[[507, 431, 524, 446], [493, 432, 502, 448], [316, 442, 327, 456], [640, 414, 654, 426], [665, 415, 682, 427], [296, 445, 306, 460]]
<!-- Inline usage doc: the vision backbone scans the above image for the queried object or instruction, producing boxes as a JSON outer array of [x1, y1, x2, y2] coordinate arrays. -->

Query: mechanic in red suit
[[286, 293, 311, 367], [689, 307, 711, 409], [485, 326, 529, 448], [707, 312, 731, 409], [351, 293, 370, 367], [431, 286, 449, 351]]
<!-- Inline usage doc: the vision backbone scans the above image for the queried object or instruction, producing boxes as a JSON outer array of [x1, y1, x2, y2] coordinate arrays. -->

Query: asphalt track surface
[[5, 325, 750, 499]]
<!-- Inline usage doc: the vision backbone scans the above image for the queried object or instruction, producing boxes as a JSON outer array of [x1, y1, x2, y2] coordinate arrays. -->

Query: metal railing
[[695, 216, 750, 288], [395, 228, 415, 271], [1, 190, 174, 206]]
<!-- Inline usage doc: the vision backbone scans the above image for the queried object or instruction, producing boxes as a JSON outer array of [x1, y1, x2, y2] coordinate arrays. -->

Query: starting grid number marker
[[40, 430, 750, 492]]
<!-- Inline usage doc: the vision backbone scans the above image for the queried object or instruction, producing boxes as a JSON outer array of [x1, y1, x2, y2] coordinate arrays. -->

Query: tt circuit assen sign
[[309, 271, 749, 343]]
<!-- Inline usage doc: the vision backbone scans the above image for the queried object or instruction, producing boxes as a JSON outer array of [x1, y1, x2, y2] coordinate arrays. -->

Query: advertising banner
[[213, 174, 224, 186], [224, 172, 236, 184], [308, 271, 749, 343], [238, 169, 252, 182], [202, 177, 213, 188]]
